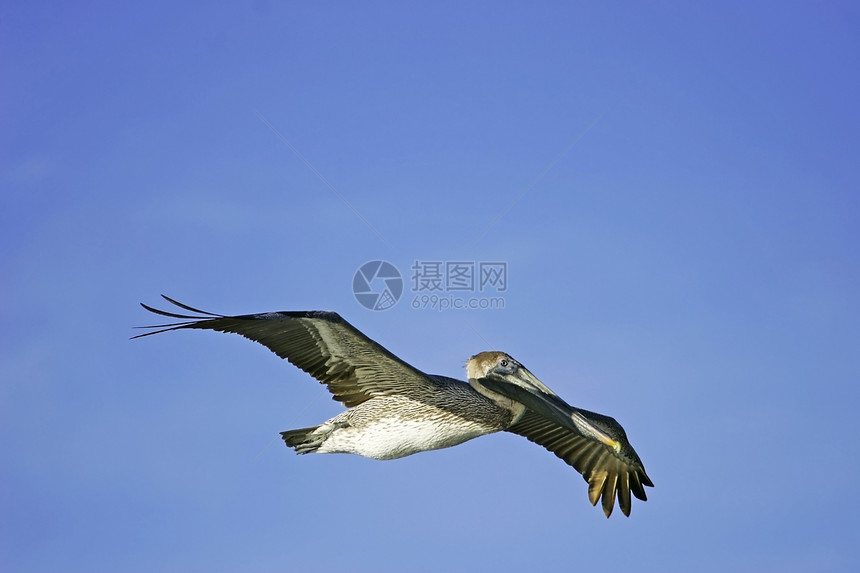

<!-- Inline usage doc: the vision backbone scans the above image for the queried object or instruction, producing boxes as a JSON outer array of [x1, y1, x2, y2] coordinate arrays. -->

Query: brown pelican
[[134, 296, 653, 517]]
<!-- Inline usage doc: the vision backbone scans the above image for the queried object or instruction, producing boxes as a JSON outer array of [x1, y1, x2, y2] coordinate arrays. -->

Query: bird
[[134, 295, 653, 517]]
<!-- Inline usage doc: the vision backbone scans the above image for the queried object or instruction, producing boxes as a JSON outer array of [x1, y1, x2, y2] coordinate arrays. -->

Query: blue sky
[[3, 2, 859, 571]]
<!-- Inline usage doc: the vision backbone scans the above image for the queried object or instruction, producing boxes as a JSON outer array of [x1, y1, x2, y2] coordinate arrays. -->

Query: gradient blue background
[[3, 2, 859, 571]]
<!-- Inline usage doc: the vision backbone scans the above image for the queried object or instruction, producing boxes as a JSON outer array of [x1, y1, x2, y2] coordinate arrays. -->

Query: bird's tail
[[280, 427, 325, 454]]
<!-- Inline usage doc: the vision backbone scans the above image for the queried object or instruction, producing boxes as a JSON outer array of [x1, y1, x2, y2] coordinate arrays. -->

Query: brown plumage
[[135, 296, 653, 517]]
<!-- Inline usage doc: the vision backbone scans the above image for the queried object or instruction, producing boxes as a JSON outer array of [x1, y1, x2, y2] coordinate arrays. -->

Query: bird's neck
[[469, 378, 527, 423]]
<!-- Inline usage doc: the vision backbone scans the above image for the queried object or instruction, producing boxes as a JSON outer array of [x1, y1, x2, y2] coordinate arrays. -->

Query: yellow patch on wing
[[600, 436, 622, 453]]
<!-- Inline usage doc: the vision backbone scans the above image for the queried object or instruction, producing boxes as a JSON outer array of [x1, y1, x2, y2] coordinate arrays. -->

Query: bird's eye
[[500, 359, 509, 367]]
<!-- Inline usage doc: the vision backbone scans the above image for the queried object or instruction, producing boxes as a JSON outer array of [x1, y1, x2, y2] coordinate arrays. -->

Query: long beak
[[481, 368, 621, 451]]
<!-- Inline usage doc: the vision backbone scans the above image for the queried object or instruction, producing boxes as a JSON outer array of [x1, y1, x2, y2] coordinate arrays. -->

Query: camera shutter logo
[[352, 261, 403, 311]]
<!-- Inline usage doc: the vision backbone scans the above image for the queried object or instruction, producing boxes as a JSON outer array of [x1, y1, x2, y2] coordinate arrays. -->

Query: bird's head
[[467, 351, 557, 396], [466, 351, 559, 419]]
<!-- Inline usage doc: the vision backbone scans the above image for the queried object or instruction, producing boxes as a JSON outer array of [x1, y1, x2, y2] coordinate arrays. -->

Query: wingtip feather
[[587, 470, 607, 507], [601, 473, 618, 517], [618, 472, 632, 517]]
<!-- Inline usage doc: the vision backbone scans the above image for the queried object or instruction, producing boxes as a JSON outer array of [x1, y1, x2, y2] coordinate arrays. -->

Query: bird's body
[[135, 296, 653, 517], [281, 381, 514, 459]]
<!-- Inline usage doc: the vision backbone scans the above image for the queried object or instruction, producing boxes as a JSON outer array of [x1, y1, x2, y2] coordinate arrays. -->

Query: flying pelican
[[134, 296, 653, 517]]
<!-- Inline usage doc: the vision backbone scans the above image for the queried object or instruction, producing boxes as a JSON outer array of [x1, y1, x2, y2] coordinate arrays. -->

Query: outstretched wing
[[507, 409, 653, 517], [134, 295, 433, 407]]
